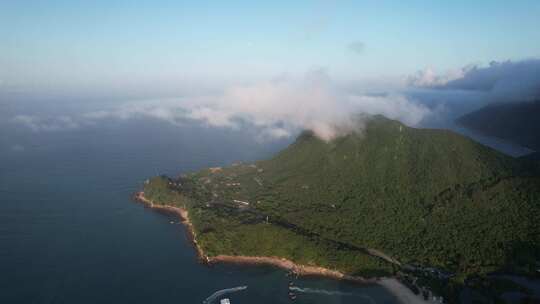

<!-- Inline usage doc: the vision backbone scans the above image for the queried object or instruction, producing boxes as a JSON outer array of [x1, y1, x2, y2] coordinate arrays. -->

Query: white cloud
[[12, 115, 79, 132], [12, 71, 432, 141], [406, 66, 472, 88], [186, 106, 238, 128], [408, 59, 540, 103], [157, 70, 429, 140], [263, 127, 290, 139]]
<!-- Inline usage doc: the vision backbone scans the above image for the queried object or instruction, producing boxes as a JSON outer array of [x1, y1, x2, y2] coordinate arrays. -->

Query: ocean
[[0, 99, 401, 304]]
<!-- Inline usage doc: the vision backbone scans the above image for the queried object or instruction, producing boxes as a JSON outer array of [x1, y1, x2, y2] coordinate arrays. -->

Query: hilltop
[[142, 116, 540, 302]]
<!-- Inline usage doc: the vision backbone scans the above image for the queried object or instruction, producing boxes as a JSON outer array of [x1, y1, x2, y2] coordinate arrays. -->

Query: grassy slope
[[144, 116, 540, 278]]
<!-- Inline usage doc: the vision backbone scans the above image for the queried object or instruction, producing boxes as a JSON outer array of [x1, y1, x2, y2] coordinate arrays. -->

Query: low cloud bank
[[12, 115, 80, 132], [407, 66, 472, 88], [408, 59, 540, 103], [181, 70, 429, 140], [12, 70, 431, 141]]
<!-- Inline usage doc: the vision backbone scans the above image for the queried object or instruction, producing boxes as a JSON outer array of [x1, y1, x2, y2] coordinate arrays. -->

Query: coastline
[[134, 191, 207, 261], [209, 255, 377, 283], [134, 191, 429, 304]]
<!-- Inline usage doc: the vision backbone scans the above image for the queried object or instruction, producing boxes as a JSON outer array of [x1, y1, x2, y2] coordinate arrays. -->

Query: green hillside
[[143, 116, 540, 299]]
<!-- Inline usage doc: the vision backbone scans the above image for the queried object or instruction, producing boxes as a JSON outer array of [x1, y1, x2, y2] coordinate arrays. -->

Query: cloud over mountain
[[180, 72, 429, 140], [12, 70, 431, 141]]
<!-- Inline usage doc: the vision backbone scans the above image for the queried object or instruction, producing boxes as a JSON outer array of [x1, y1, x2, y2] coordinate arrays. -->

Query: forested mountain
[[144, 116, 540, 300], [457, 100, 540, 151]]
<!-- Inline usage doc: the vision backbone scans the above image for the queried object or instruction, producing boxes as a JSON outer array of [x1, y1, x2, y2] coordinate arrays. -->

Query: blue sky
[[1, 0, 540, 95]]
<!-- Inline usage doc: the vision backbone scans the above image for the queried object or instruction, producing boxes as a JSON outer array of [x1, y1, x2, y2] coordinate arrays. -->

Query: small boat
[[220, 298, 231, 304], [288, 292, 297, 300]]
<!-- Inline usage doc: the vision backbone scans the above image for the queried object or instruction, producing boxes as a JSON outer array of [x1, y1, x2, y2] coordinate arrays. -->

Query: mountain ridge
[[457, 100, 540, 151]]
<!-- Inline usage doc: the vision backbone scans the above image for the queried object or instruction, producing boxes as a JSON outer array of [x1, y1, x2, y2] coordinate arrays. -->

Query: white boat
[[220, 299, 231, 304]]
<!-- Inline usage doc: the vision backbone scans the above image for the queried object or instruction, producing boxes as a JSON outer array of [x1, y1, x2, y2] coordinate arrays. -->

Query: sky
[[2, 0, 540, 95], [1, 1, 540, 147]]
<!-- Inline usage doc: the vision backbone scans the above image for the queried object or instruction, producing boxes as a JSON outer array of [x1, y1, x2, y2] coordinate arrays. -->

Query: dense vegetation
[[143, 175, 394, 277], [457, 100, 540, 151], [143, 115, 540, 300]]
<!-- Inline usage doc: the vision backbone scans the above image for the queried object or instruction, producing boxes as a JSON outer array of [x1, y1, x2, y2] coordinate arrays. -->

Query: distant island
[[137, 116, 540, 303], [457, 100, 540, 151]]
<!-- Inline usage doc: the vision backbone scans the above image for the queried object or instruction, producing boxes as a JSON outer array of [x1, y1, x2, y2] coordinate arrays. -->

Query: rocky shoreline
[[134, 191, 429, 304], [134, 192, 207, 262], [134, 192, 377, 282]]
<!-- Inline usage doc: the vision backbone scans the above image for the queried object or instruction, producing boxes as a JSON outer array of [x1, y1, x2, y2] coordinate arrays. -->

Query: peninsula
[[137, 116, 540, 303]]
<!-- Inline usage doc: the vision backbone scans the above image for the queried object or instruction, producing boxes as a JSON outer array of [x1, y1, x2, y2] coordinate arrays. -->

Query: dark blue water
[[0, 104, 400, 304]]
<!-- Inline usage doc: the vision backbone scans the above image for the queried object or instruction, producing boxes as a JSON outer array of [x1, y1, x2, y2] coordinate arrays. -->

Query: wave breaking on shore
[[203, 286, 248, 304], [290, 286, 376, 304]]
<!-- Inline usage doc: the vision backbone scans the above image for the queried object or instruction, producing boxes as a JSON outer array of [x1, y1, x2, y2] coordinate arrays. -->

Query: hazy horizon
[[3, 1, 540, 144]]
